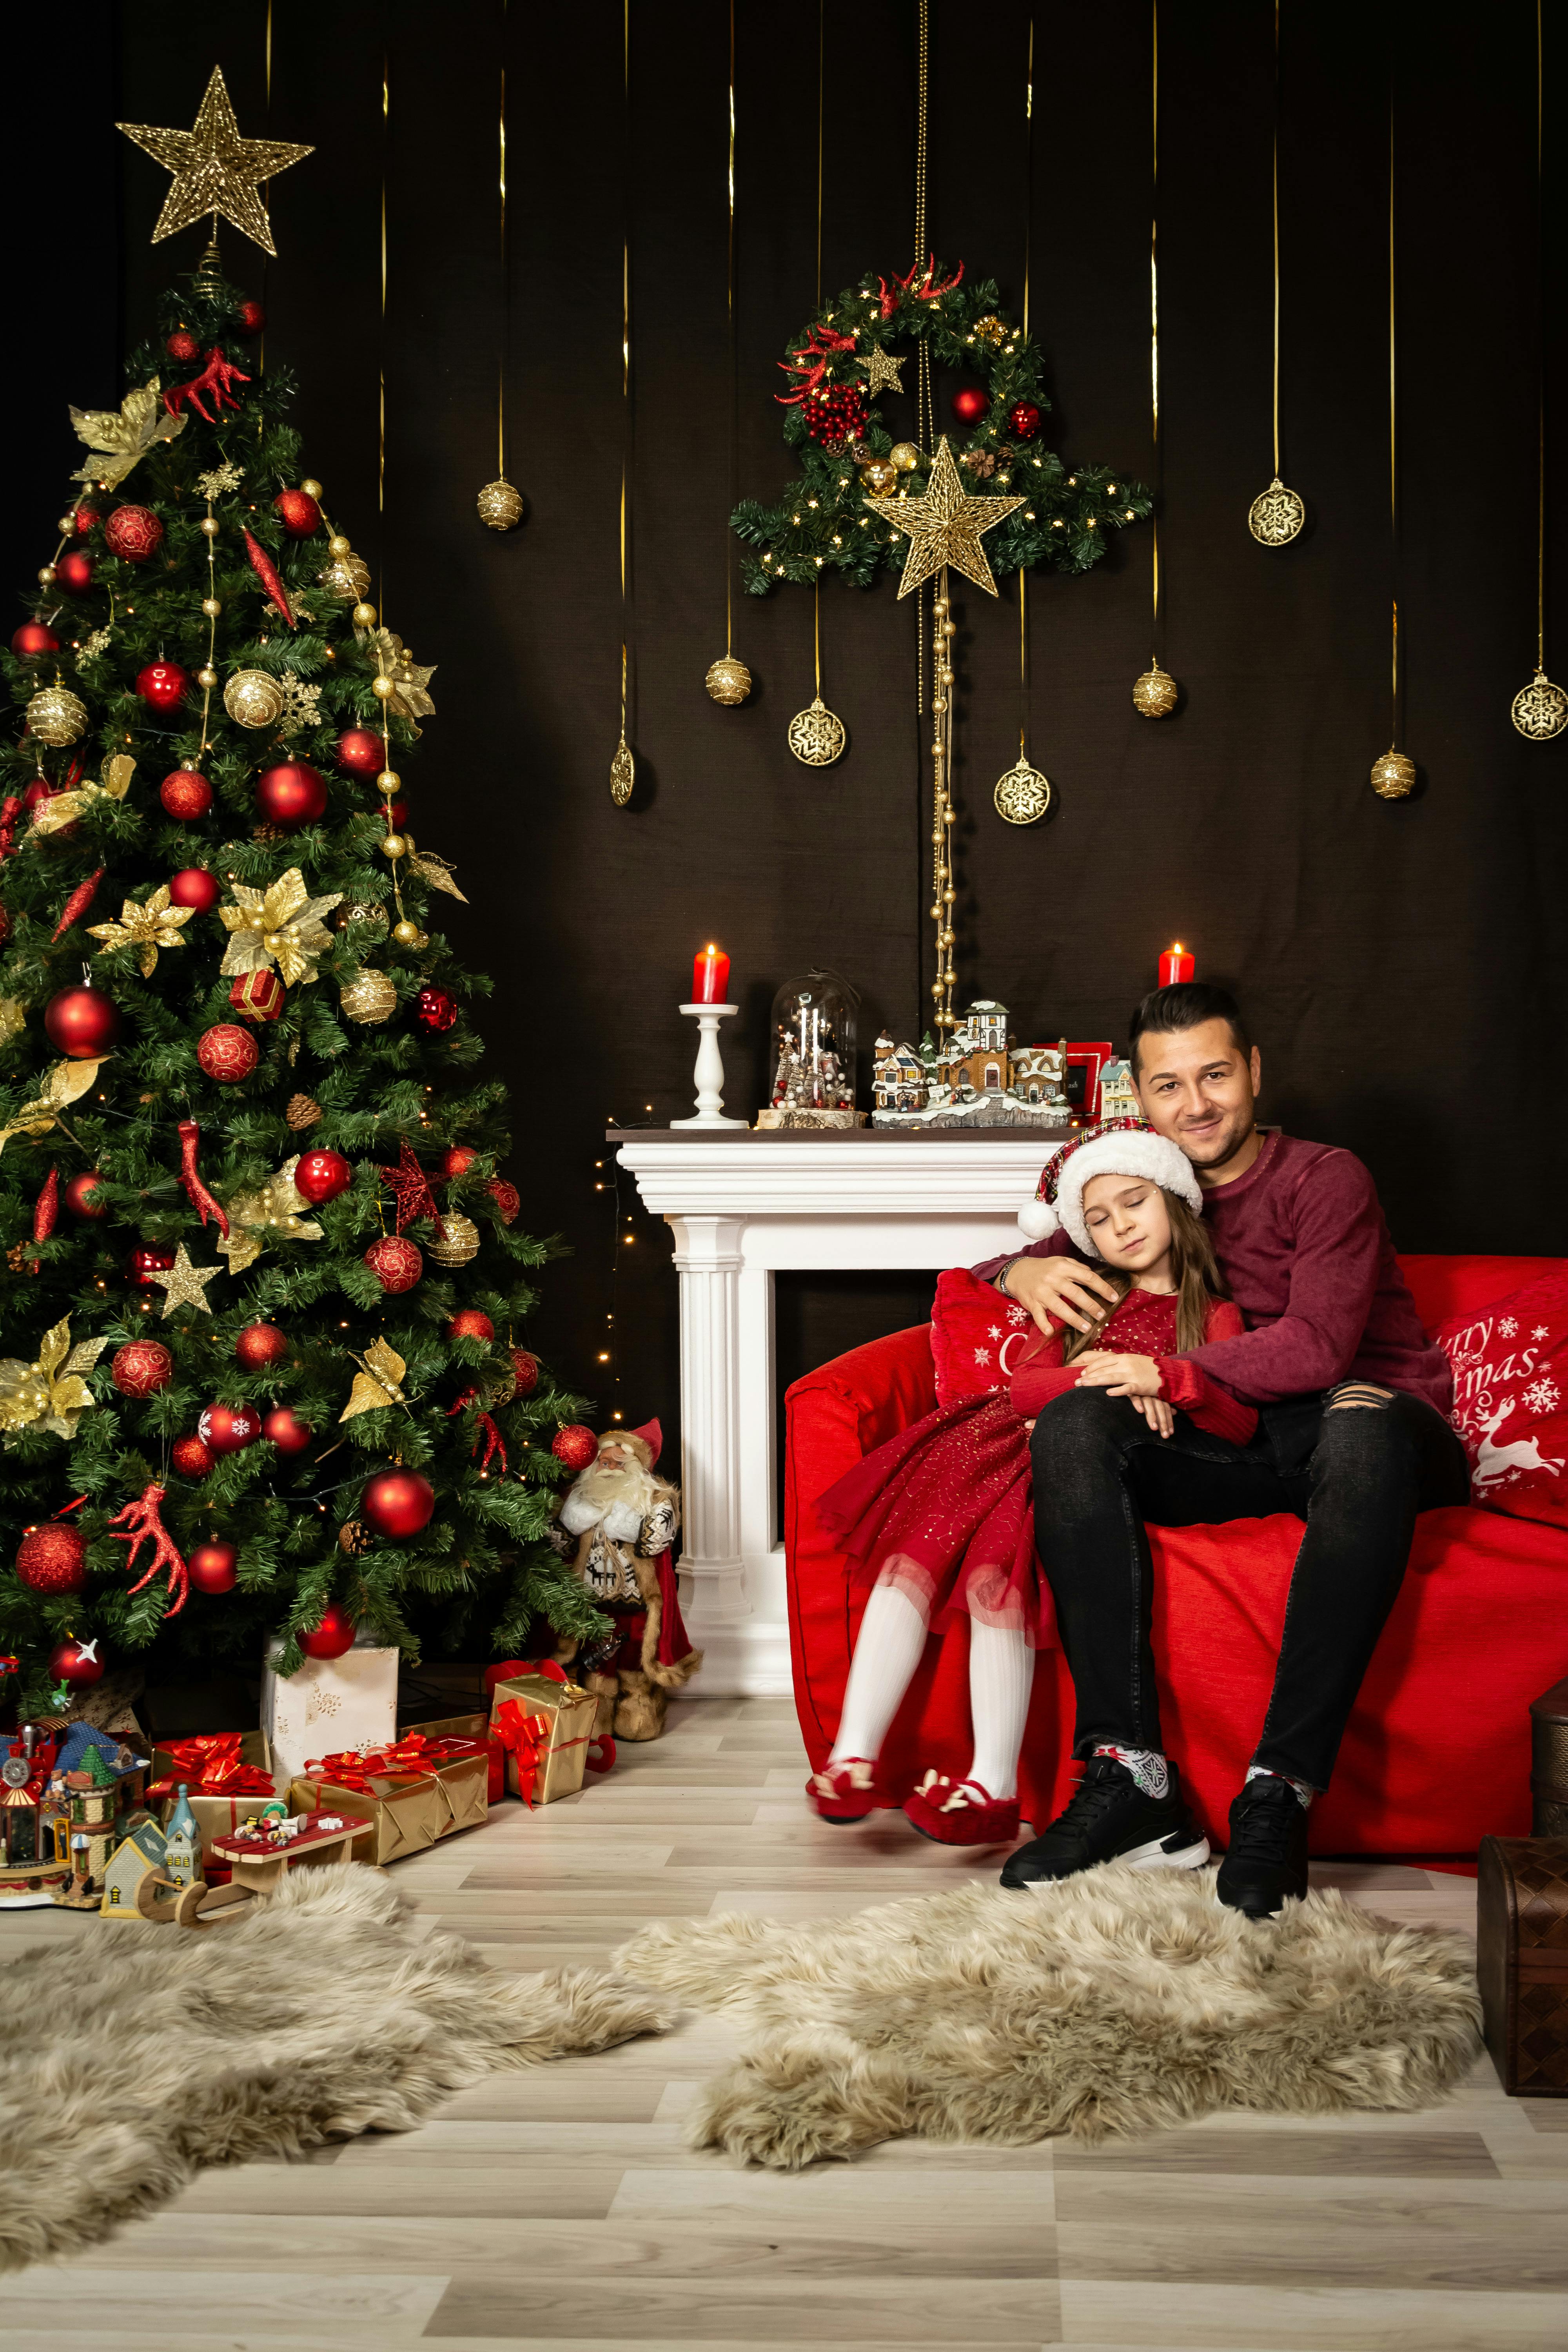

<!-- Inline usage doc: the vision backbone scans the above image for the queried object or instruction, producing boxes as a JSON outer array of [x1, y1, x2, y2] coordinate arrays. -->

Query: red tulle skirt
[[814, 1390, 1055, 1648]]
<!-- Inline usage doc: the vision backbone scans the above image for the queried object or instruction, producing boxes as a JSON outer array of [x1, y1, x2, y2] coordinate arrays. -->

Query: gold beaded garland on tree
[[427, 1212, 480, 1268], [705, 657, 752, 706], [1369, 748, 1416, 800], [1132, 661, 1180, 718], [25, 684, 89, 746], [223, 668, 286, 728], [339, 969, 398, 1024]]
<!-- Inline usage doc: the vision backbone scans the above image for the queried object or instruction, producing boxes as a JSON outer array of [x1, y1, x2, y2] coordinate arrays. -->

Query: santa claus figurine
[[548, 1419, 702, 1742]]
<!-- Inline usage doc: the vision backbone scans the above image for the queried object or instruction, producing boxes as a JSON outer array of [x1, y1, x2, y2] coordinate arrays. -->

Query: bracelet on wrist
[[996, 1255, 1023, 1298]]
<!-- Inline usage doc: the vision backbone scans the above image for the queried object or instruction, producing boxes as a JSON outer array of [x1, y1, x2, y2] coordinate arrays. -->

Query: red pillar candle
[[1159, 941, 1195, 987], [692, 944, 731, 1004]]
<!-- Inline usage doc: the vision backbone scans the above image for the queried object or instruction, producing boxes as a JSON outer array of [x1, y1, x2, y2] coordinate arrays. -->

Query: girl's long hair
[[1060, 1188, 1229, 1364]]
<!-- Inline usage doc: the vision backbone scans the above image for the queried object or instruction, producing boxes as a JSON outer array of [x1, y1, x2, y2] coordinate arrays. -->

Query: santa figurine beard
[[559, 1438, 660, 1546]]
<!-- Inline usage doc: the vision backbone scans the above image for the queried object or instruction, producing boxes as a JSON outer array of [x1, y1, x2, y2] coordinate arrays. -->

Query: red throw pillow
[[1431, 1268, 1568, 1527], [930, 1268, 1037, 1407]]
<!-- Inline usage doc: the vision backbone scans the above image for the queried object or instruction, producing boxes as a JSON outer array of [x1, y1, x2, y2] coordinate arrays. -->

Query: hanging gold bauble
[[993, 755, 1052, 826], [25, 684, 89, 746], [223, 668, 286, 728], [1132, 662, 1180, 718], [339, 969, 398, 1024], [1510, 669, 1568, 742], [862, 457, 897, 497], [787, 695, 846, 767], [334, 898, 390, 933], [476, 478, 525, 531], [888, 442, 921, 474], [610, 736, 635, 807], [1247, 478, 1306, 545], [428, 1211, 480, 1268], [318, 552, 372, 603], [1370, 748, 1417, 800], [705, 656, 752, 706]]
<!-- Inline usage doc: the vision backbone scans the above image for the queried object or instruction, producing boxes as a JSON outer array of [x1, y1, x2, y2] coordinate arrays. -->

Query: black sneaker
[[1215, 1775, 1310, 1918], [999, 1753, 1209, 1889]]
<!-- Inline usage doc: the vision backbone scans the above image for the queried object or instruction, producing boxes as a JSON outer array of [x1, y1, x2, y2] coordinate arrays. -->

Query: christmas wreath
[[731, 258, 1152, 596]]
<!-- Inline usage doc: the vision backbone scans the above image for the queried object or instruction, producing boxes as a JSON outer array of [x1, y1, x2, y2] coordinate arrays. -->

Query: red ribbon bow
[[150, 1733, 274, 1796], [490, 1699, 555, 1808]]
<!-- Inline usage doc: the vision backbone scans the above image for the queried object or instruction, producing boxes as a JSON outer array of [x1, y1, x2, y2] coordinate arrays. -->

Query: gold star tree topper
[[117, 66, 314, 256], [871, 435, 1026, 599]]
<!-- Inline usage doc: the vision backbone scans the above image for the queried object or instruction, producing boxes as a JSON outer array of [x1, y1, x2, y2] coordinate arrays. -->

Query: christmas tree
[[0, 75, 603, 1719]]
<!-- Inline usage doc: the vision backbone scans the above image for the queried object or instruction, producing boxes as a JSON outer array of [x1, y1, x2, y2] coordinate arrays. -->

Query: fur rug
[[615, 1864, 1481, 2169], [0, 1865, 671, 2270]]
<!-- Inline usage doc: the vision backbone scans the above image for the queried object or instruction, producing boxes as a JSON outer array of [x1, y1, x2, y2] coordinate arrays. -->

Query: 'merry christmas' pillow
[[1431, 1268, 1568, 1528], [930, 1268, 1037, 1408]]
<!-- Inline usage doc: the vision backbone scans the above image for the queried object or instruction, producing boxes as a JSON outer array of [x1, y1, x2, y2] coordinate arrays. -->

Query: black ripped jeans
[[1029, 1382, 1470, 1792]]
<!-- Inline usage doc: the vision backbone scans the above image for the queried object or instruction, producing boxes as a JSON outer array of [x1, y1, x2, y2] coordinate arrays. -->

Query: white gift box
[[260, 1642, 399, 1786]]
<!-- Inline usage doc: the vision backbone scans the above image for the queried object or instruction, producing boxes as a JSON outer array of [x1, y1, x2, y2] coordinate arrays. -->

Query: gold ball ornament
[[376, 769, 401, 795], [862, 457, 897, 497], [1510, 669, 1568, 742], [37, 566, 56, 586], [334, 899, 390, 933], [223, 668, 287, 729], [993, 754, 1053, 826], [201, 597, 222, 617], [889, 442, 921, 474], [196, 666, 219, 690], [428, 1211, 480, 1268], [199, 515, 221, 539], [327, 534, 351, 559], [56, 514, 74, 534], [351, 601, 378, 629], [339, 969, 399, 1024], [372, 674, 395, 700], [787, 695, 847, 766], [392, 918, 421, 946], [1369, 748, 1417, 800], [300, 478, 323, 499], [379, 833, 406, 860], [318, 553, 372, 603], [1247, 477, 1306, 546], [705, 655, 752, 706], [1132, 662, 1180, 719], [25, 684, 89, 746], [476, 478, 526, 531]]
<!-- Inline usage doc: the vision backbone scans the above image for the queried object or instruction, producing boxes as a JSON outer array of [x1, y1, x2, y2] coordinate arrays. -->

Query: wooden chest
[[1477, 1836, 1568, 2096]]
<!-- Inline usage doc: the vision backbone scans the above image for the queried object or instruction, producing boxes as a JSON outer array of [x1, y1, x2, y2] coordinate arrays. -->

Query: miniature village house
[[872, 1003, 1073, 1128], [1097, 1056, 1139, 1122], [100, 1818, 171, 1920]]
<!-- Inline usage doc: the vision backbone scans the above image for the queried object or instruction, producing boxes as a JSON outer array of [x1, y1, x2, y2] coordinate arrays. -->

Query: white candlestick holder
[[672, 1003, 746, 1128]]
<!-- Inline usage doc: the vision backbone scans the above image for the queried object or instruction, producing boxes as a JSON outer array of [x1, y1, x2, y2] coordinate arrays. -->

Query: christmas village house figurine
[[547, 1419, 702, 1744], [1098, 1055, 1139, 1122], [873, 1003, 1074, 1128], [100, 1818, 172, 1920], [2, 1722, 150, 1907], [0, 1726, 70, 1904]]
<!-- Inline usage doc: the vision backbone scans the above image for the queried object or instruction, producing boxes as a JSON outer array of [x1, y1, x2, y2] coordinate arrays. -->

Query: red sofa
[[783, 1254, 1566, 1858]]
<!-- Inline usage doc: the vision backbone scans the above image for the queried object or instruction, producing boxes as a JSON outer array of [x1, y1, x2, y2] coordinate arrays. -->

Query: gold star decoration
[[0, 1318, 110, 1443], [365, 628, 437, 730], [339, 1337, 411, 1423], [857, 343, 906, 399], [87, 882, 195, 979], [69, 382, 187, 492], [219, 867, 343, 989], [147, 1242, 221, 1319], [216, 1156, 323, 1279], [0, 1057, 111, 1158], [116, 66, 314, 257], [870, 434, 1027, 599]]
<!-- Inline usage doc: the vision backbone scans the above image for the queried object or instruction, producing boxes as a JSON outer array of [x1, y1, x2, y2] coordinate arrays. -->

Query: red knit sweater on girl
[[1009, 1289, 1258, 1443]]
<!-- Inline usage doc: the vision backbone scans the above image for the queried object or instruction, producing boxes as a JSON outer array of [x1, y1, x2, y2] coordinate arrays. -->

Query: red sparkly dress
[[815, 1285, 1256, 1649]]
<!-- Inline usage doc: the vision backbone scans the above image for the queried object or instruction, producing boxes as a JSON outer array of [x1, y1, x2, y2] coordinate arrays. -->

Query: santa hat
[[608, 1418, 662, 1468], [1017, 1118, 1202, 1257]]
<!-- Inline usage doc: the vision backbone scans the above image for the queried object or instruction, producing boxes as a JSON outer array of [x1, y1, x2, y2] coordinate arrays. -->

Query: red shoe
[[806, 1757, 879, 1822], [903, 1769, 1020, 1846]]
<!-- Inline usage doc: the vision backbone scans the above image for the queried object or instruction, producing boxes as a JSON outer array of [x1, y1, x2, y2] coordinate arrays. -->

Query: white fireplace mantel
[[612, 1129, 1067, 1695]]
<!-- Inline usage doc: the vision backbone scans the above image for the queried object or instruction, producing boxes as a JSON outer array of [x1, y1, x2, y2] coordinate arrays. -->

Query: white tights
[[826, 1583, 1034, 1800]]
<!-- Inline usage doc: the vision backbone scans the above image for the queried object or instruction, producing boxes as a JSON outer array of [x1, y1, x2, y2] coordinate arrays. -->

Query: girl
[[808, 1123, 1258, 1844]]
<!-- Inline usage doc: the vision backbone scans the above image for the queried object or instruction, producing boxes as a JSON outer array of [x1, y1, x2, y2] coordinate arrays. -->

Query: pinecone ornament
[[286, 1093, 323, 1130]]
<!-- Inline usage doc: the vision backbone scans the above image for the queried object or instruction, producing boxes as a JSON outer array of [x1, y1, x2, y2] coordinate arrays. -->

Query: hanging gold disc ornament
[[705, 656, 752, 706], [993, 754, 1051, 826], [223, 668, 286, 728], [1133, 661, 1179, 717], [787, 695, 846, 766], [609, 735, 635, 807], [1512, 670, 1568, 740], [475, 27, 524, 534], [1247, 16, 1305, 546], [1370, 748, 1416, 800], [703, 1, 751, 709]]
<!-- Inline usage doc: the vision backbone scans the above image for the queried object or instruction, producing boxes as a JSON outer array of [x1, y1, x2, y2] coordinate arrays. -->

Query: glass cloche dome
[[764, 969, 859, 1124]]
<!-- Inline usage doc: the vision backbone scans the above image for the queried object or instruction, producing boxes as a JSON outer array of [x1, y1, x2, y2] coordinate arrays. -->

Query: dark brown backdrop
[[6, 0, 1564, 1462]]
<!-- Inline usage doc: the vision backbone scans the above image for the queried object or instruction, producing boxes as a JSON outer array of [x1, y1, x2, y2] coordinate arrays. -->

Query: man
[[977, 981, 1467, 1917]]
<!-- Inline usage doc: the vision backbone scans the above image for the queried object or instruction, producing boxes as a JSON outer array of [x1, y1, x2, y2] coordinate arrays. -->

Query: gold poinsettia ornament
[[0, 1057, 111, 1156], [87, 883, 195, 978], [363, 627, 436, 730], [29, 754, 136, 838], [339, 1336, 411, 1422], [0, 1317, 111, 1443], [219, 867, 343, 989], [69, 382, 187, 493], [216, 1155, 323, 1278]]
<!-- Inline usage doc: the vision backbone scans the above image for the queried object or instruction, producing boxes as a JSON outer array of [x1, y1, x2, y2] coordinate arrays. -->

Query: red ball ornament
[[160, 767, 213, 820], [256, 761, 328, 828], [197, 1023, 259, 1083], [49, 1635, 104, 1687], [294, 1149, 352, 1205], [169, 866, 221, 912], [364, 1236, 423, 1294], [198, 1401, 263, 1455], [105, 504, 164, 562], [54, 550, 95, 593], [440, 1146, 479, 1180], [387, 799, 408, 829], [335, 728, 383, 775], [16, 1522, 87, 1595], [44, 984, 120, 1058], [300, 1601, 355, 1659], [552, 1424, 598, 1472], [236, 1321, 288, 1369], [237, 298, 266, 334], [64, 1169, 108, 1218], [1007, 399, 1042, 440], [172, 1434, 214, 1478], [485, 1176, 521, 1225], [73, 508, 99, 535], [166, 328, 201, 363], [448, 1309, 495, 1343], [415, 986, 458, 1033], [111, 1339, 173, 1397], [127, 1243, 176, 1289], [951, 386, 990, 426], [189, 1541, 238, 1594], [362, 1468, 436, 1540], [136, 660, 190, 713], [511, 1347, 539, 1397], [11, 620, 58, 658], [273, 488, 323, 538], [262, 1406, 313, 1455]]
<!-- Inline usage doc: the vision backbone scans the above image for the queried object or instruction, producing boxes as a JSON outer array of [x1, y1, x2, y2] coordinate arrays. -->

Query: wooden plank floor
[[1, 1692, 1563, 2352]]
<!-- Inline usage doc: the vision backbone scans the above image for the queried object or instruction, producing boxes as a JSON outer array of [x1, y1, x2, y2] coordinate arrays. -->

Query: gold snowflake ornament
[[872, 436, 1025, 599], [278, 673, 324, 738], [220, 867, 343, 989], [197, 461, 245, 499], [88, 883, 195, 978], [69, 382, 187, 492], [117, 66, 314, 257]]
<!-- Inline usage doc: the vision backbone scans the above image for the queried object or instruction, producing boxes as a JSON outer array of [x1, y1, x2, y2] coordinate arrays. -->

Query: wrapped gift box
[[149, 1731, 281, 1878], [288, 1729, 489, 1866], [488, 1670, 597, 1805], [407, 1711, 504, 1804], [261, 1643, 399, 1786]]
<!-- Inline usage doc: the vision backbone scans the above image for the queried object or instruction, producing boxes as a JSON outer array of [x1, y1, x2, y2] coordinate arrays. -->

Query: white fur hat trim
[[1018, 1126, 1201, 1258]]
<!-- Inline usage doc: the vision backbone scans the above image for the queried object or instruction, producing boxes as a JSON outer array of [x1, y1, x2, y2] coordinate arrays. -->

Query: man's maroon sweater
[[973, 1131, 1453, 1415]]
